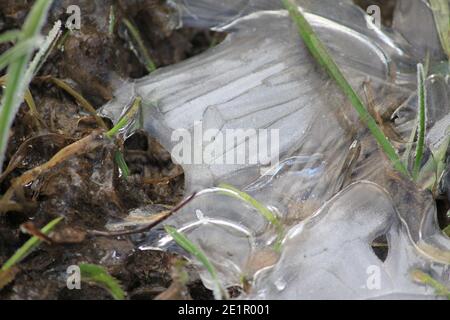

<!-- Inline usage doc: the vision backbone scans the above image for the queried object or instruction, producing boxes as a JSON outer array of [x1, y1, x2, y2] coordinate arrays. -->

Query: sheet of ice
[[101, 5, 413, 192], [247, 182, 446, 300], [394, 74, 450, 151], [100, 0, 450, 299], [393, 0, 447, 62], [142, 180, 450, 299]]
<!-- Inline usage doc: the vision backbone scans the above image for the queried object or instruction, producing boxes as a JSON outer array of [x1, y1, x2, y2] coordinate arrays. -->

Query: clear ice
[[100, 0, 450, 299]]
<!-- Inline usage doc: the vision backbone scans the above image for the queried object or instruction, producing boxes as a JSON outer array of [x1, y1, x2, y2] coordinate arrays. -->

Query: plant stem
[[106, 96, 142, 139], [123, 18, 156, 73], [1, 217, 63, 271]]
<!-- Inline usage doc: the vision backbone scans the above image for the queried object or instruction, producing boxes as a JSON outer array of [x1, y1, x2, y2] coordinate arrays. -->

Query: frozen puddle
[[100, 0, 450, 299]]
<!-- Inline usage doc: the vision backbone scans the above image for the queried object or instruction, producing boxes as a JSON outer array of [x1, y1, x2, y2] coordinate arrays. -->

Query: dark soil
[[0, 0, 220, 300]]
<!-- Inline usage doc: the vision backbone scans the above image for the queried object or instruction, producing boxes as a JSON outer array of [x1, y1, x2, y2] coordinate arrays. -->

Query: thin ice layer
[[100, 1, 450, 299], [393, 0, 447, 62], [101, 7, 409, 192], [247, 182, 446, 300]]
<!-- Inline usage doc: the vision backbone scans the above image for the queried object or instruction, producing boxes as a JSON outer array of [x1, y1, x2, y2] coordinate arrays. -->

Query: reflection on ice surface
[[100, 0, 450, 299]]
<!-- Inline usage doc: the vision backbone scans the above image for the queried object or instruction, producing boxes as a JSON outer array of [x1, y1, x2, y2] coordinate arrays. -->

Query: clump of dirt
[[0, 0, 221, 300]]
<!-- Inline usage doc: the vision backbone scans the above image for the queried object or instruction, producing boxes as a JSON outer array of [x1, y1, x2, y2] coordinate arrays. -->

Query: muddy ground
[[0, 0, 435, 300]]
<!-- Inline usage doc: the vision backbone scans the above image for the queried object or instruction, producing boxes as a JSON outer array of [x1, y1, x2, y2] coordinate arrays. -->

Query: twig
[[88, 192, 197, 237]]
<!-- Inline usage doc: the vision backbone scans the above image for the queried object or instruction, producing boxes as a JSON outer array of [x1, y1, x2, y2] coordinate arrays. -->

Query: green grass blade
[[114, 150, 130, 179], [20, 0, 53, 40], [282, 0, 409, 177], [413, 64, 427, 179], [1, 217, 63, 272], [106, 96, 142, 138], [412, 269, 450, 299], [219, 184, 280, 227], [0, 38, 38, 72], [219, 184, 284, 251], [24, 20, 62, 81], [0, 30, 21, 44], [79, 264, 126, 300], [164, 225, 228, 300], [0, 0, 54, 173]]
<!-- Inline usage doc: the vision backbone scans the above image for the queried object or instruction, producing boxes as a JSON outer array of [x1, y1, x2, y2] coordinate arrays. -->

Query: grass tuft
[[0, 0, 54, 173]]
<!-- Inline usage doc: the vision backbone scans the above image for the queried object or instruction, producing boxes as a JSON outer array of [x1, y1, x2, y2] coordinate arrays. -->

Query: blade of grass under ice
[[281, 0, 409, 177], [106, 96, 142, 138], [104, 96, 142, 180], [416, 117, 449, 192], [219, 184, 281, 229], [164, 225, 228, 300], [219, 183, 284, 251]]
